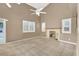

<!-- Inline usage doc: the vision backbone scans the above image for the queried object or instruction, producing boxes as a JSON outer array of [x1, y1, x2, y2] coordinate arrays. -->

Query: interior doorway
[[0, 18, 7, 44]]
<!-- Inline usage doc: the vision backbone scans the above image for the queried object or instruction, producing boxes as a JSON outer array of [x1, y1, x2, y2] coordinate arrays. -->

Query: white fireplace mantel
[[46, 28, 61, 40]]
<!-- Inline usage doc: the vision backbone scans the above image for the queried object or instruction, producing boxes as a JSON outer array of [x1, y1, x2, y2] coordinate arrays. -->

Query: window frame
[[62, 18, 71, 34], [23, 20, 35, 33], [41, 22, 46, 32]]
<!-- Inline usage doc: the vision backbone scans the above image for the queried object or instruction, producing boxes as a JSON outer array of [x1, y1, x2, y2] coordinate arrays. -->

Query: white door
[[0, 19, 6, 44]]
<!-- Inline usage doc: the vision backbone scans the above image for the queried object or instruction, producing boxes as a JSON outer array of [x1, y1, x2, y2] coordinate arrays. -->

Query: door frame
[[0, 18, 8, 44]]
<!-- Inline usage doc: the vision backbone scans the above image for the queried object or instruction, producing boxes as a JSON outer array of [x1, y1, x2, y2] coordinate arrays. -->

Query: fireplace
[[49, 31, 55, 38], [46, 28, 60, 40]]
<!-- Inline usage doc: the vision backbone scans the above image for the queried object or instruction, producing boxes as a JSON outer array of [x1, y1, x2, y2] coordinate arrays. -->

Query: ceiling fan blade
[[17, 3, 21, 5], [31, 13, 40, 16], [40, 12, 47, 14], [31, 13, 35, 15], [30, 9, 36, 11], [6, 3, 11, 8], [38, 8, 44, 11]]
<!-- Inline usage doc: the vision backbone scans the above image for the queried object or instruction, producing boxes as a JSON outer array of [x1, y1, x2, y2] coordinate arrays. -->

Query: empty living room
[[0, 3, 79, 56]]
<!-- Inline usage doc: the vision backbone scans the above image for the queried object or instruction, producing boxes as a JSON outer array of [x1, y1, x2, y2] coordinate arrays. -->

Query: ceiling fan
[[30, 8, 47, 16], [6, 3, 47, 16]]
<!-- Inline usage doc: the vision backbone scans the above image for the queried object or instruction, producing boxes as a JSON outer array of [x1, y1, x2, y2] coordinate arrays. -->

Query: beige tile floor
[[0, 37, 76, 56]]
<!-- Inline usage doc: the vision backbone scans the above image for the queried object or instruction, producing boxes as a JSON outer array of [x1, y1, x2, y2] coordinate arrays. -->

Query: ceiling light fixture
[[30, 9, 47, 16]]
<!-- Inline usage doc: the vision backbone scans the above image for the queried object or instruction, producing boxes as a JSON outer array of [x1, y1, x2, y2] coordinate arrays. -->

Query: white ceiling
[[27, 3, 49, 10]]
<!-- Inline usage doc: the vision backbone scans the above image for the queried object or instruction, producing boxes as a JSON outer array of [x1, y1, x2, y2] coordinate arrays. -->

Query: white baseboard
[[58, 40, 77, 45], [6, 36, 41, 44], [7, 36, 77, 46]]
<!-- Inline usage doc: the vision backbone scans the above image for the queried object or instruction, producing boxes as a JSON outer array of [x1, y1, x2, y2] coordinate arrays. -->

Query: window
[[41, 22, 46, 32], [23, 20, 35, 32], [62, 18, 71, 33]]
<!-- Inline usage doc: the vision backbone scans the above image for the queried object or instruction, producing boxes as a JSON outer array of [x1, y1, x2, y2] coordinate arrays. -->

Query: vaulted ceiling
[[27, 3, 49, 10], [6, 3, 49, 11]]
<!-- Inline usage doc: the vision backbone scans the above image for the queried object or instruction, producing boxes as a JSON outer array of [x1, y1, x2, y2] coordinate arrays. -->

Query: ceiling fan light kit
[[30, 9, 47, 16]]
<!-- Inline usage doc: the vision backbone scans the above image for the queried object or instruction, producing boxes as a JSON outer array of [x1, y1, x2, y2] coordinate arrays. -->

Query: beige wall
[[0, 3, 41, 42], [41, 3, 77, 43], [77, 3, 79, 56]]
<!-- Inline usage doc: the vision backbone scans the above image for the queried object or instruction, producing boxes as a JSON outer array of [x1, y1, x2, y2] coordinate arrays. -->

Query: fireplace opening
[[50, 31, 55, 37], [49, 31, 58, 40], [47, 29, 60, 40]]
